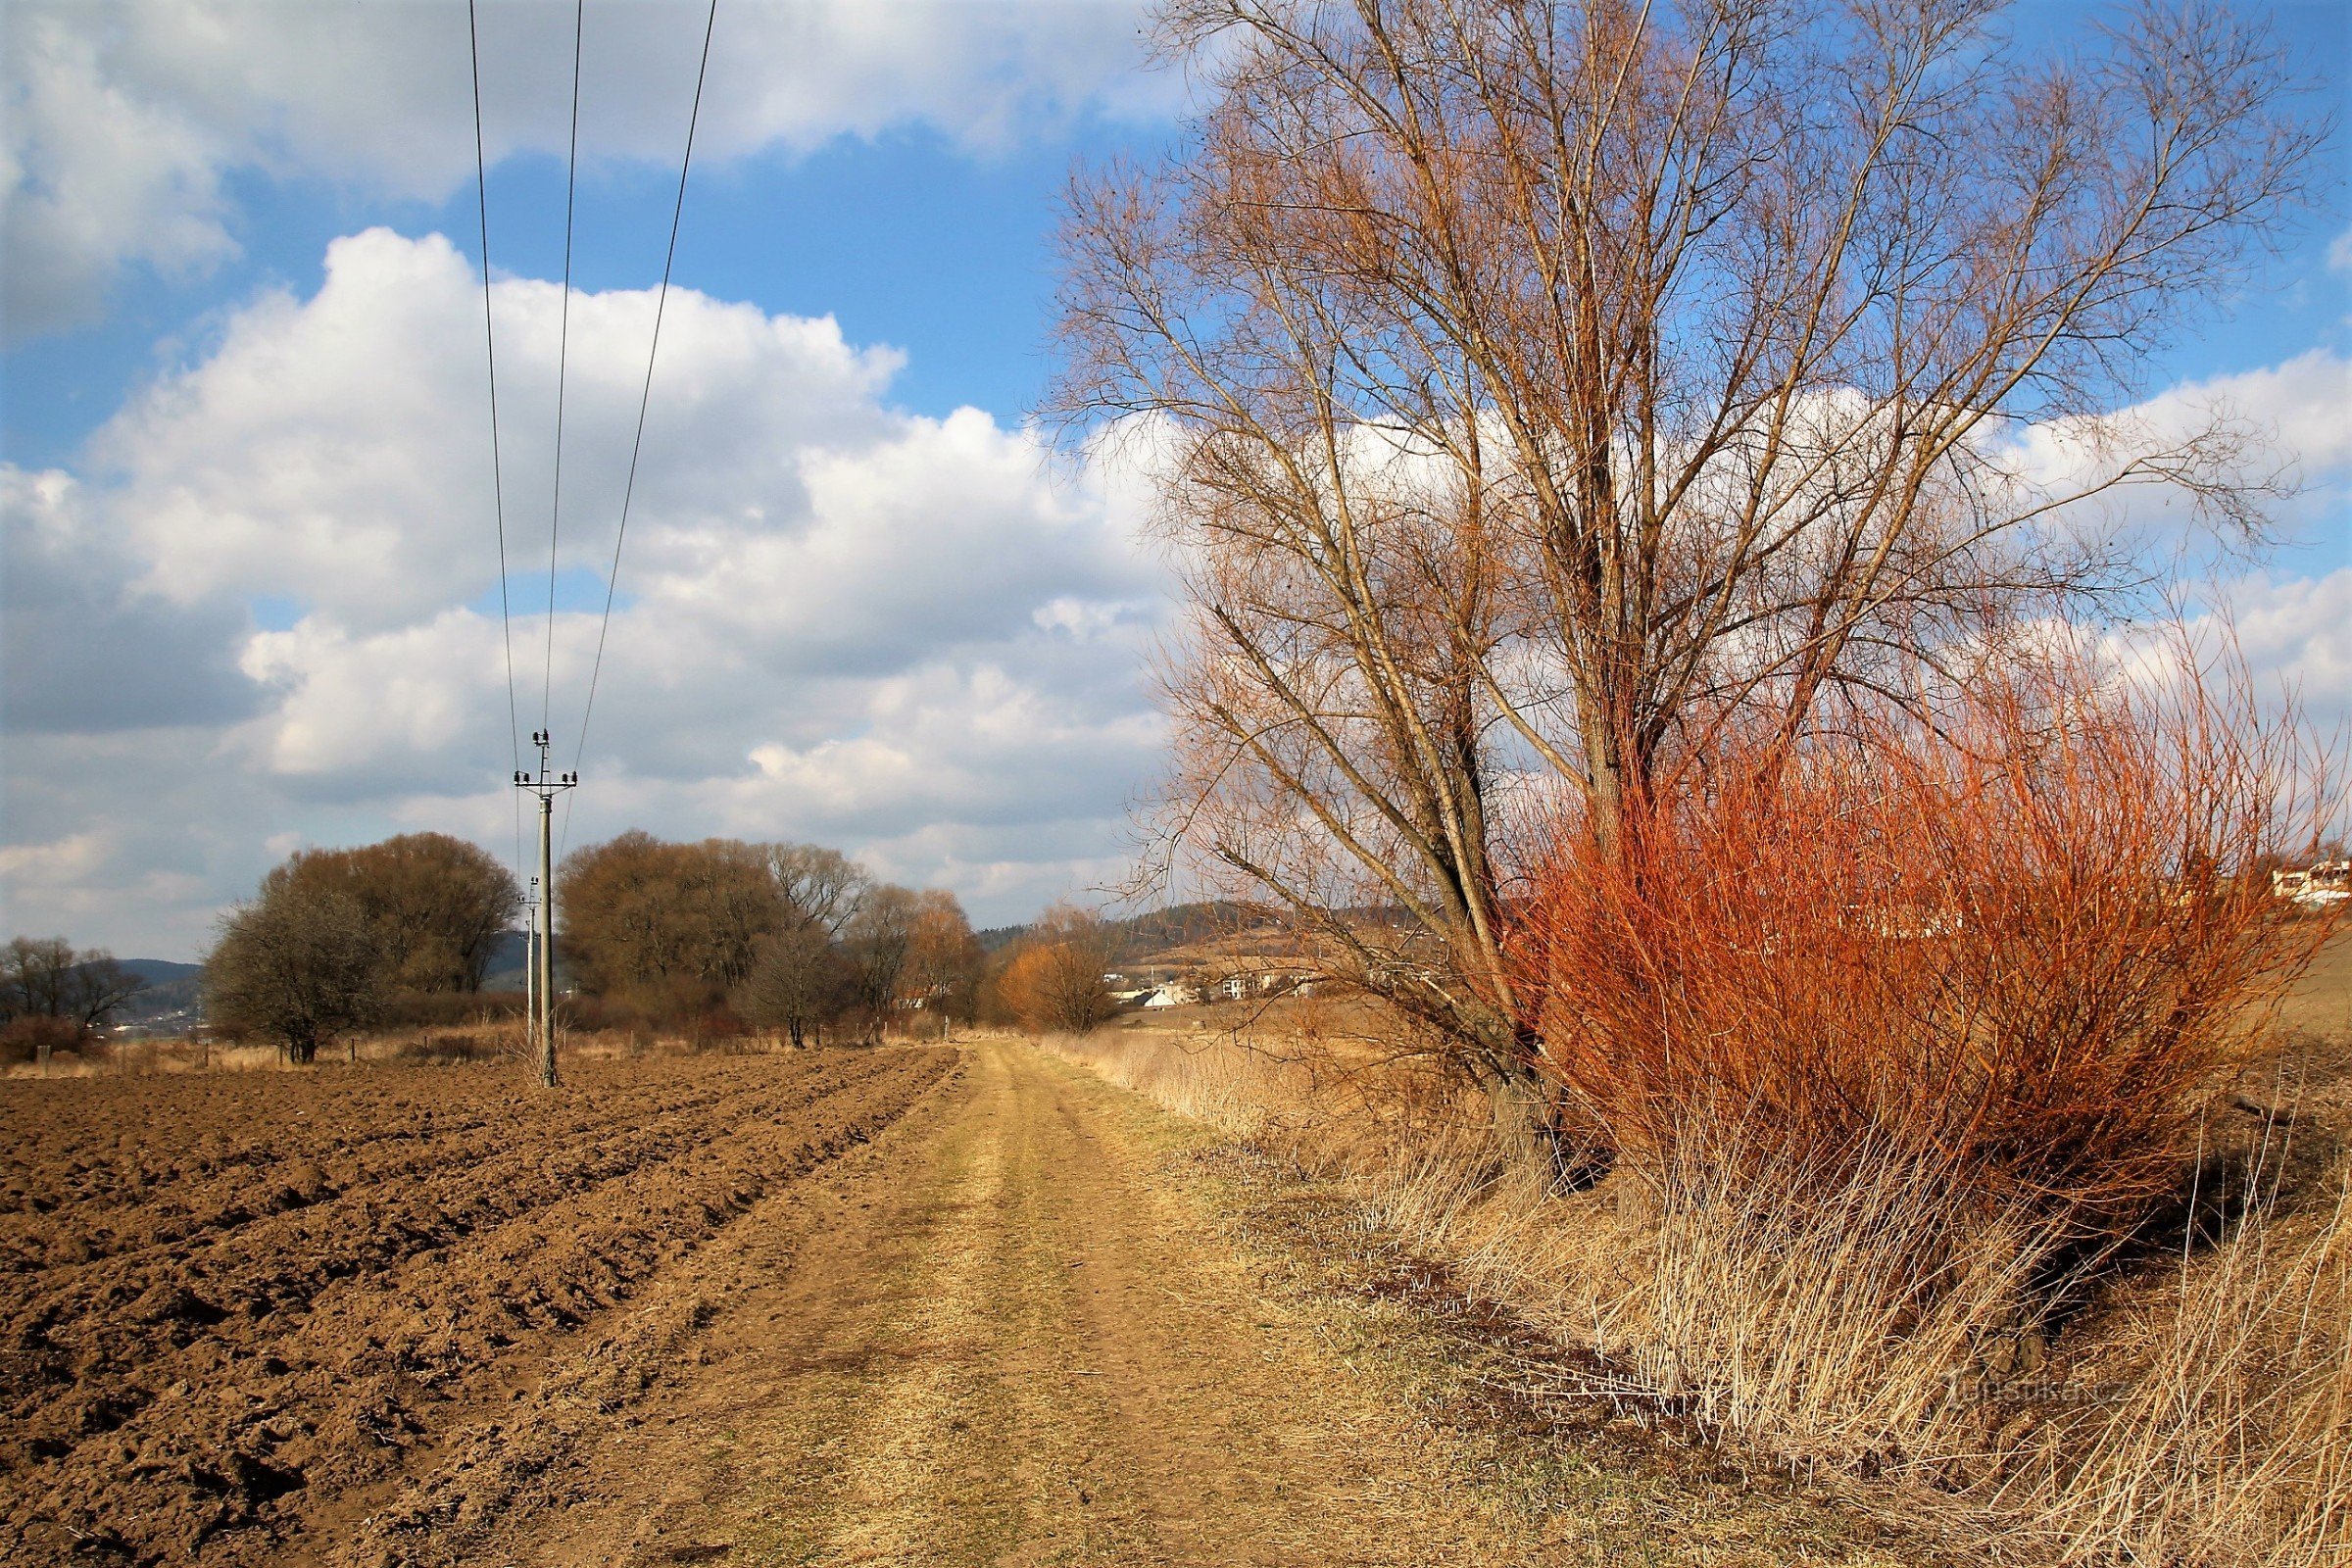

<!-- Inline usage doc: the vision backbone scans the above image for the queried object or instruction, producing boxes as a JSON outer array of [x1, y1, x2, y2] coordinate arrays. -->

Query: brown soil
[[3, 1040, 1927, 1567], [0, 1048, 956, 1565]]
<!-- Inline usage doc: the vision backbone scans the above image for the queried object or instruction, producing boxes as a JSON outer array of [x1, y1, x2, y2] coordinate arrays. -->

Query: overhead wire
[[561, 0, 719, 856], [542, 0, 584, 735], [466, 0, 526, 882]]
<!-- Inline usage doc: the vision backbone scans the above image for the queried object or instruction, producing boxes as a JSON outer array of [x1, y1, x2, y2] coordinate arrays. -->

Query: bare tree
[[1, 937, 147, 1068], [1054, 0, 2324, 1122], [996, 905, 1120, 1035], [64, 955, 144, 1037], [204, 880, 382, 1064], [560, 833, 784, 1012], [281, 834, 521, 992], [733, 917, 853, 1048], [764, 843, 870, 938], [903, 889, 984, 1038], [841, 885, 922, 1042], [2, 937, 79, 1027]]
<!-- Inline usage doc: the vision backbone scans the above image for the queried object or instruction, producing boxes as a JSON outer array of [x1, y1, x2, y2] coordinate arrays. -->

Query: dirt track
[[4, 1041, 1922, 1567], [475, 1037, 1560, 1568]]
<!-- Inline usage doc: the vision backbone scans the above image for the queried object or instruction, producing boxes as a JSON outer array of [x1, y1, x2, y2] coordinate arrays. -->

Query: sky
[[2, 0, 2348, 960]]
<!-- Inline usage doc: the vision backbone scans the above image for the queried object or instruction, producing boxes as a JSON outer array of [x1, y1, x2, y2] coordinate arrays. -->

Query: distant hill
[[978, 903, 1274, 965], [121, 958, 202, 987], [479, 928, 576, 992], [1102, 902, 1270, 963], [112, 958, 204, 1029]]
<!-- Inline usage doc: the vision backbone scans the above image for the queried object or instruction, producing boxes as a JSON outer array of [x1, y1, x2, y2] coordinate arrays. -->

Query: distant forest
[[977, 902, 1267, 963]]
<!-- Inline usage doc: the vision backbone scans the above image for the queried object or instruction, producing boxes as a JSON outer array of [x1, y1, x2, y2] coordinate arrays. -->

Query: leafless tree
[[560, 833, 783, 1010], [1053, 0, 2325, 1124], [995, 905, 1120, 1035], [903, 890, 984, 1037], [764, 843, 870, 938], [279, 834, 521, 992], [841, 885, 922, 1042], [733, 917, 853, 1048], [1, 937, 147, 1068], [204, 880, 382, 1064], [64, 955, 143, 1037]]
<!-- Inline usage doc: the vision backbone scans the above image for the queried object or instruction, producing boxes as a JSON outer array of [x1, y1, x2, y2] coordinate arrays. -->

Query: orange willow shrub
[[991, 906, 1118, 1035], [1510, 648, 2332, 1234]]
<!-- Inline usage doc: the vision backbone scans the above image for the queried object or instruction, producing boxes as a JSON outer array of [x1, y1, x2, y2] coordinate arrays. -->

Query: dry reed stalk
[[1989, 1148, 2352, 1565]]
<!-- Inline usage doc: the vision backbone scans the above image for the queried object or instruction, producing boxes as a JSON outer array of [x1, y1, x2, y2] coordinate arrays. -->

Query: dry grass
[[1039, 1021, 2352, 1566], [0, 1020, 785, 1079]]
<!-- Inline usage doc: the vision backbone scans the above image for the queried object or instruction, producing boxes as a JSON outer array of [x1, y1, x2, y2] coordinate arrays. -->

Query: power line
[[466, 0, 525, 880], [562, 0, 719, 851], [542, 0, 584, 733], [467, 0, 713, 1081]]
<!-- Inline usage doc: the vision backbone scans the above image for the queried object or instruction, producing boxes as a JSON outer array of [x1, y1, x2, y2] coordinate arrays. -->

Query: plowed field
[[0, 1048, 957, 1567]]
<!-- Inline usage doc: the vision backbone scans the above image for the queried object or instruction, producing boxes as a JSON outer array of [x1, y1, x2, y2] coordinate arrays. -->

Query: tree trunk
[[1482, 1063, 1550, 1169]]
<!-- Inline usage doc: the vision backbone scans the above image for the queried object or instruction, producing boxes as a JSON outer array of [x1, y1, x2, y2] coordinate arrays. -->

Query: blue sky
[[4, 119, 1174, 468], [2, 0, 2347, 958]]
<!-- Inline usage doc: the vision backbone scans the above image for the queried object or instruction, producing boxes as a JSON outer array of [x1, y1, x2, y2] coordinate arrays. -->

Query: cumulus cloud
[[2128, 351, 2352, 491], [0, 466, 259, 734], [93, 226, 901, 629], [2228, 570, 2352, 702], [2, 227, 1166, 955], [1, 727, 282, 956], [0, 14, 238, 335], [1, 0, 1168, 338], [1994, 348, 2352, 563]]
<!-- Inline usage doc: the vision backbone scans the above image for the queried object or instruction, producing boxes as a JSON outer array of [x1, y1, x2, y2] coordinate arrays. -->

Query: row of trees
[[989, 905, 1120, 1035], [560, 846, 1127, 1040], [196, 824, 1140, 1060], [1, 937, 146, 1067], [555, 833, 990, 1044]]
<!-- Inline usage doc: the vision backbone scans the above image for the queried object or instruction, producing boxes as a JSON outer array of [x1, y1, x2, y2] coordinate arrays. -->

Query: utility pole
[[514, 732, 577, 1088], [521, 874, 540, 1069]]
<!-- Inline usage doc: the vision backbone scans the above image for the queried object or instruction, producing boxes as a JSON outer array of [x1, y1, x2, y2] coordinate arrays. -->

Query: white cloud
[[2, 227, 1167, 955], [1, 0, 1169, 338], [0, 14, 238, 334], [0, 466, 259, 733], [731, 662, 1160, 833], [2209, 569, 2352, 710], [1995, 348, 2352, 559], [2132, 351, 2352, 480], [237, 610, 514, 785], [93, 226, 901, 629]]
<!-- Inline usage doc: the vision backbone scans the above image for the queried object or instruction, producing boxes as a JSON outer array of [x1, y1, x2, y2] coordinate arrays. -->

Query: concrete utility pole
[[514, 732, 577, 1088], [522, 874, 540, 1069]]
